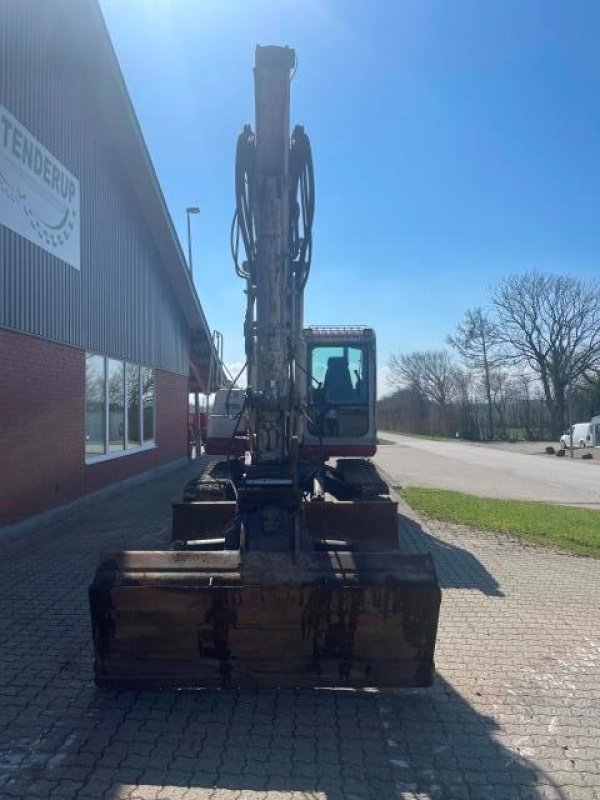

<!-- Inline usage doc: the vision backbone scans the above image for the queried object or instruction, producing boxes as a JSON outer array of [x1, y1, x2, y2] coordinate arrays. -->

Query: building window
[[126, 363, 141, 447], [85, 354, 157, 460], [85, 354, 106, 455], [142, 366, 155, 443], [108, 359, 125, 451]]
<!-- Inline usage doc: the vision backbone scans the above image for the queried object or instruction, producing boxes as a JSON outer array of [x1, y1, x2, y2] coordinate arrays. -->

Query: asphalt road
[[375, 432, 600, 506]]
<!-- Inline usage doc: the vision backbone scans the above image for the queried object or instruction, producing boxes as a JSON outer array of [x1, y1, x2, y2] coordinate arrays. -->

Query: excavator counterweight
[[89, 44, 441, 690]]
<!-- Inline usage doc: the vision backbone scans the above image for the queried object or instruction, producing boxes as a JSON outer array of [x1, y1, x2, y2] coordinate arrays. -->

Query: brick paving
[[0, 459, 599, 800]]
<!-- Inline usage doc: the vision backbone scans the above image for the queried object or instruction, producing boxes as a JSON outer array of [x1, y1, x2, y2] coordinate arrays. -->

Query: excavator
[[89, 46, 441, 689]]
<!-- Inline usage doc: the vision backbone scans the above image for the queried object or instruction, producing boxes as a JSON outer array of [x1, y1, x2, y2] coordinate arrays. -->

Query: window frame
[[107, 358, 126, 453], [85, 353, 107, 457], [85, 353, 157, 465], [126, 361, 141, 449], [141, 365, 156, 445]]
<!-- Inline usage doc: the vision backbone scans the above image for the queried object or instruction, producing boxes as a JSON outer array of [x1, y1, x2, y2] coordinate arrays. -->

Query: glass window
[[310, 345, 367, 405], [85, 354, 106, 455], [308, 344, 368, 438], [85, 357, 156, 457], [108, 360, 125, 451], [126, 363, 141, 447], [142, 366, 155, 443]]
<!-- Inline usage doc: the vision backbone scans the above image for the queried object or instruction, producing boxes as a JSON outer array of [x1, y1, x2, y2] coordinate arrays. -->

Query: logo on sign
[[0, 104, 80, 270]]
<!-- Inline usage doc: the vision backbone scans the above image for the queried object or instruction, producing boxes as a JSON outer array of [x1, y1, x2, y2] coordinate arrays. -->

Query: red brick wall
[[0, 328, 85, 526], [0, 328, 188, 527]]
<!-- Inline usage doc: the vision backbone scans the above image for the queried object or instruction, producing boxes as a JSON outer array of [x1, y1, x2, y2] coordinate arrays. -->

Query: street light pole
[[568, 350, 574, 459], [185, 206, 200, 280]]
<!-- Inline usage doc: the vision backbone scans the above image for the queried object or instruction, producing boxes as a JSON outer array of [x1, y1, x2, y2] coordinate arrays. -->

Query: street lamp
[[568, 349, 574, 459], [185, 206, 200, 279]]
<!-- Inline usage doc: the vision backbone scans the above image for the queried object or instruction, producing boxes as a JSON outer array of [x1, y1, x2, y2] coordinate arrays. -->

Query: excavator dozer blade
[[89, 550, 441, 689]]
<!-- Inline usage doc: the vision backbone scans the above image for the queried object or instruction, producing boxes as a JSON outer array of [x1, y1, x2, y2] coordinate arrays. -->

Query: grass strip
[[400, 486, 600, 558]]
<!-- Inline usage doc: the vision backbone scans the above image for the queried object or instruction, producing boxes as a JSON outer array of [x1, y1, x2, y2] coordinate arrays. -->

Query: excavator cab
[[302, 326, 377, 459]]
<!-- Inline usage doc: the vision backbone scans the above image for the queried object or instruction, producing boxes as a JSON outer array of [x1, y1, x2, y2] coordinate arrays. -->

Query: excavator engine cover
[[90, 549, 440, 689]]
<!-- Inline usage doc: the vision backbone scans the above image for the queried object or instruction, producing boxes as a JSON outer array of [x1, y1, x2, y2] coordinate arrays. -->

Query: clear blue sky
[[99, 0, 600, 394]]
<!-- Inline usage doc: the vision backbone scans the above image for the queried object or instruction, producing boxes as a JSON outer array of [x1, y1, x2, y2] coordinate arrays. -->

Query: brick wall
[[0, 328, 188, 527], [0, 328, 85, 526]]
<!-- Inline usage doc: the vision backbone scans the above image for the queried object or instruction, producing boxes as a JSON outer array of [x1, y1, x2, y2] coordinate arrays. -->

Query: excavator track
[[172, 458, 400, 551], [334, 458, 390, 498]]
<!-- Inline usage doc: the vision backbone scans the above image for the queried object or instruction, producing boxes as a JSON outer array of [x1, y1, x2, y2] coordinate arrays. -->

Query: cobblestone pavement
[[0, 459, 599, 800]]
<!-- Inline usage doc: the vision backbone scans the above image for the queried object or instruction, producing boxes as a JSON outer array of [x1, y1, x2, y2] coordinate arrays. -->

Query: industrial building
[[0, 1, 219, 528]]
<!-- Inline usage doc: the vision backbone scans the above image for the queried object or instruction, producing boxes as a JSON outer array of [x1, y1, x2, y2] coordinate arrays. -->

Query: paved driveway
[[376, 433, 600, 506], [0, 460, 599, 799]]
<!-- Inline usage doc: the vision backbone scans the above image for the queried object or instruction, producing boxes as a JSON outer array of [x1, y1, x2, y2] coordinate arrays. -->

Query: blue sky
[[99, 0, 600, 394]]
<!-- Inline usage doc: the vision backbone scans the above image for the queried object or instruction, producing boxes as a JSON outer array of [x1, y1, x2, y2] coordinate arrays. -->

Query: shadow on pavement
[[0, 679, 569, 800], [60, 676, 567, 800], [398, 510, 505, 597]]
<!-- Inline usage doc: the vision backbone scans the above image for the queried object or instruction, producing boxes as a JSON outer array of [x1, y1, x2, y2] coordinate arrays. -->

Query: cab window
[[307, 344, 369, 437]]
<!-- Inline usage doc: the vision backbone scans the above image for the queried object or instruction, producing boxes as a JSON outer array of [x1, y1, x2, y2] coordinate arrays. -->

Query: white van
[[560, 422, 593, 449]]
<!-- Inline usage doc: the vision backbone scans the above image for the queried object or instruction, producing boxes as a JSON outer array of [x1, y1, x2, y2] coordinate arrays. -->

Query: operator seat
[[323, 357, 353, 403]]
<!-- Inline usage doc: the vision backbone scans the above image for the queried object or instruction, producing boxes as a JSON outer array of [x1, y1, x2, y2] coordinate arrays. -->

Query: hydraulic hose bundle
[[230, 123, 314, 288], [289, 124, 314, 290], [230, 124, 256, 280]]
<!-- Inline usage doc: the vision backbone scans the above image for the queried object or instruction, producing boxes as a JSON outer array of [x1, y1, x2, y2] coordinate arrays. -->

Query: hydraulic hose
[[231, 122, 314, 291], [230, 124, 256, 280], [289, 125, 315, 290]]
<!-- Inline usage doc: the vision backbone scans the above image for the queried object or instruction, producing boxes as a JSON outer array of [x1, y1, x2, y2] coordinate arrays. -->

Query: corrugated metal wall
[[0, 1, 189, 375]]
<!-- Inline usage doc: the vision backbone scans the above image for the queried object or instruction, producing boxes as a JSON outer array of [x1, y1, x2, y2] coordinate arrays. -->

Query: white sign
[[0, 104, 80, 270]]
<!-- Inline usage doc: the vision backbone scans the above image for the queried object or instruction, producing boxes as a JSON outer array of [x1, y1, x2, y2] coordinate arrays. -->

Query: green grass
[[400, 486, 600, 558], [377, 437, 396, 445]]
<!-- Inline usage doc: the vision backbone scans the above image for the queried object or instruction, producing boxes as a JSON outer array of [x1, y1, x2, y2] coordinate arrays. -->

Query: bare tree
[[452, 367, 480, 439], [492, 272, 600, 436], [579, 370, 600, 419], [488, 368, 514, 438], [447, 307, 500, 439], [378, 387, 428, 434], [510, 370, 541, 439], [387, 350, 455, 409]]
